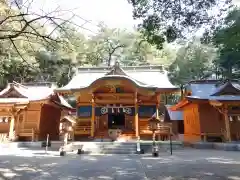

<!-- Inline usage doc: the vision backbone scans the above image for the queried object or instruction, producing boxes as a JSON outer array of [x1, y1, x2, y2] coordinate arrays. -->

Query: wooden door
[[98, 114, 108, 131]]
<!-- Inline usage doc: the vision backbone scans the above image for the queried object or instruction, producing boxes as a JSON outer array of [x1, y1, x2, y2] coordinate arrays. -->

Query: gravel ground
[[0, 148, 240, 180]]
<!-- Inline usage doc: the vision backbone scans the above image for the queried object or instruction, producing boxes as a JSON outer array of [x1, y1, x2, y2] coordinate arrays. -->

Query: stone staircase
[[73, 142, 137, 154], [94, 131, 110, 140], [101, 142, 136, 154], [94, 130, 136, 142], [116, 130, 136, 142]]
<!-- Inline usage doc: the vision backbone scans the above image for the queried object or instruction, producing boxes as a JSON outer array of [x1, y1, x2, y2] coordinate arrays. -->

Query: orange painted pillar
[[91, 94, 95, 137], [224, 108, 231, 142], [15, 115, 19, 135], [156, 103, 159, 119], [156, 94, 160, 119], [134, 91, 139, 138], [9, 116, 15, 140]]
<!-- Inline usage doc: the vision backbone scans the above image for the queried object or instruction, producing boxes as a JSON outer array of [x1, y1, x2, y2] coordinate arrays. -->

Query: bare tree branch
[[9, 38, 38, 70], [0, 16, 47, 40], [107, 43, 125, 66]]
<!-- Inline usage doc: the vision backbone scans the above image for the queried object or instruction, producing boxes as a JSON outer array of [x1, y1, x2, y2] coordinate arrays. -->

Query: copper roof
[[185, 80, 240, 101], [165, 105, 183, 120], [171, 80, 240, 111], [60, 115, 76, 124], [56, 63, 178, 92], [0, 82, 54, 101], [0, 82, 73, 108]]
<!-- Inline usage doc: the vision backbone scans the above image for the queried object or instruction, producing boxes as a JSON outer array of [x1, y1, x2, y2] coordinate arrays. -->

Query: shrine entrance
[[108, 113, 125, 129]]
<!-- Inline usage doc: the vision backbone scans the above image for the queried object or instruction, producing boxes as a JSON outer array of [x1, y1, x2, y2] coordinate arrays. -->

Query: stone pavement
[[0, 148, 240, 180]]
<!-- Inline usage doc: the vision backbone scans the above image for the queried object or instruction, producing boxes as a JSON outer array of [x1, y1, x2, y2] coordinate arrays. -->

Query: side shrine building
[[56, 62, 178, 141], [171, 80, 240, 143], [0, 82, 73, 142]]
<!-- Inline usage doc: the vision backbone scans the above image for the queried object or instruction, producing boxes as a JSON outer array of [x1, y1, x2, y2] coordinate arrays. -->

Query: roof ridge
[[211, 81, 240, 96], [77, 65, 164, 68], [188, 79, 239, 85], [76, 65, 165, 73], [12, 81, 28, 89]]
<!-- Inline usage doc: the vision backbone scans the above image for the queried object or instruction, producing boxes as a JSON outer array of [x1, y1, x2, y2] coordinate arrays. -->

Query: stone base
[[191, 142, 240, 151], [192, 142, 214, 149], [1, 140, 183, 154], [60, 151, 66, 156], [140, 141, 183, 153]]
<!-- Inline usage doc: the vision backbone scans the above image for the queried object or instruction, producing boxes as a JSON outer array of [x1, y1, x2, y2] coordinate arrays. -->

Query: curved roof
[[0, 82, 73, 109], [171, 80, 240, 111], [185, 80, 240, 101], [56, 64, 178, 92], [0, 82, 54, 101], [60, 115, 76, 124], [165, 105, 183, 121]]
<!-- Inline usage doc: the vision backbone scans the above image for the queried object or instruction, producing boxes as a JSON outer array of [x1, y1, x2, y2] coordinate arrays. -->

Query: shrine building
[[0, 81, 73, 142], [171, 80, 240, 143], [56, 62, 179, 141]]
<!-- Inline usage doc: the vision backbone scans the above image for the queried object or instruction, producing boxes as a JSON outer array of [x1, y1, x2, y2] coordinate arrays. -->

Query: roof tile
[[186, 80, 240, 101], [56, 65, 177, 91]]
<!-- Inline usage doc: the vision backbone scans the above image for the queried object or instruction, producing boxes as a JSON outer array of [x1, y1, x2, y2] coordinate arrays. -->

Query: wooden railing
[[18, 128, 37, 141], [74, 126, 91, 135], [140, 123, 172, 134], [157, 123, 173, 134], [201, 129, 240, 142], [140, 125, 152, 134], [140, 122, 173, 141]]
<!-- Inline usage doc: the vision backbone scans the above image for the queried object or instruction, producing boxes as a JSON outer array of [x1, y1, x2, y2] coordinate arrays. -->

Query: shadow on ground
[[0, 149, 240, 179]]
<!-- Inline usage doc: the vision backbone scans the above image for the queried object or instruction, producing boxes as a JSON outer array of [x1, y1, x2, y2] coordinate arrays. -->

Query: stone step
[[102, 146, 136, 149], [75, 142, 137, 154], [82, 145, 136, 149], [101, 150, 136, 154], [92, 138, 112, 142], [0, 141, 183, 154]]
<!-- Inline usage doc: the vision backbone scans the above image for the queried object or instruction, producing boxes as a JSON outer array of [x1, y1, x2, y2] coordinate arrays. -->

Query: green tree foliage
[[0, 0, 66, 57], [0, 0, 78, 87], [85, 25, 178, 67], [206, 8, 240, 79], [168, 40, 217, 86], [128, 0, 232, 48], [34, 51, 74, 86], [0, 0, 179, 88]]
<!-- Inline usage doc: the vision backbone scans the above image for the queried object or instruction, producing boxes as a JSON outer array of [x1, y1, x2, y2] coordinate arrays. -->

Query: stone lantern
[[60, 116, 75, 145], [148, 116, 160, 157]]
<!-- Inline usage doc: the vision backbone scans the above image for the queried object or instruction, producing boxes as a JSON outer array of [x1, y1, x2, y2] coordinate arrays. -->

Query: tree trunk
[[227, 65, 232, 80], [180, 85, 184, 100]]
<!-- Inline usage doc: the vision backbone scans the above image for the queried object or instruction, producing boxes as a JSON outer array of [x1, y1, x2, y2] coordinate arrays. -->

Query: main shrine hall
[[56, 62, 178, 140]]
